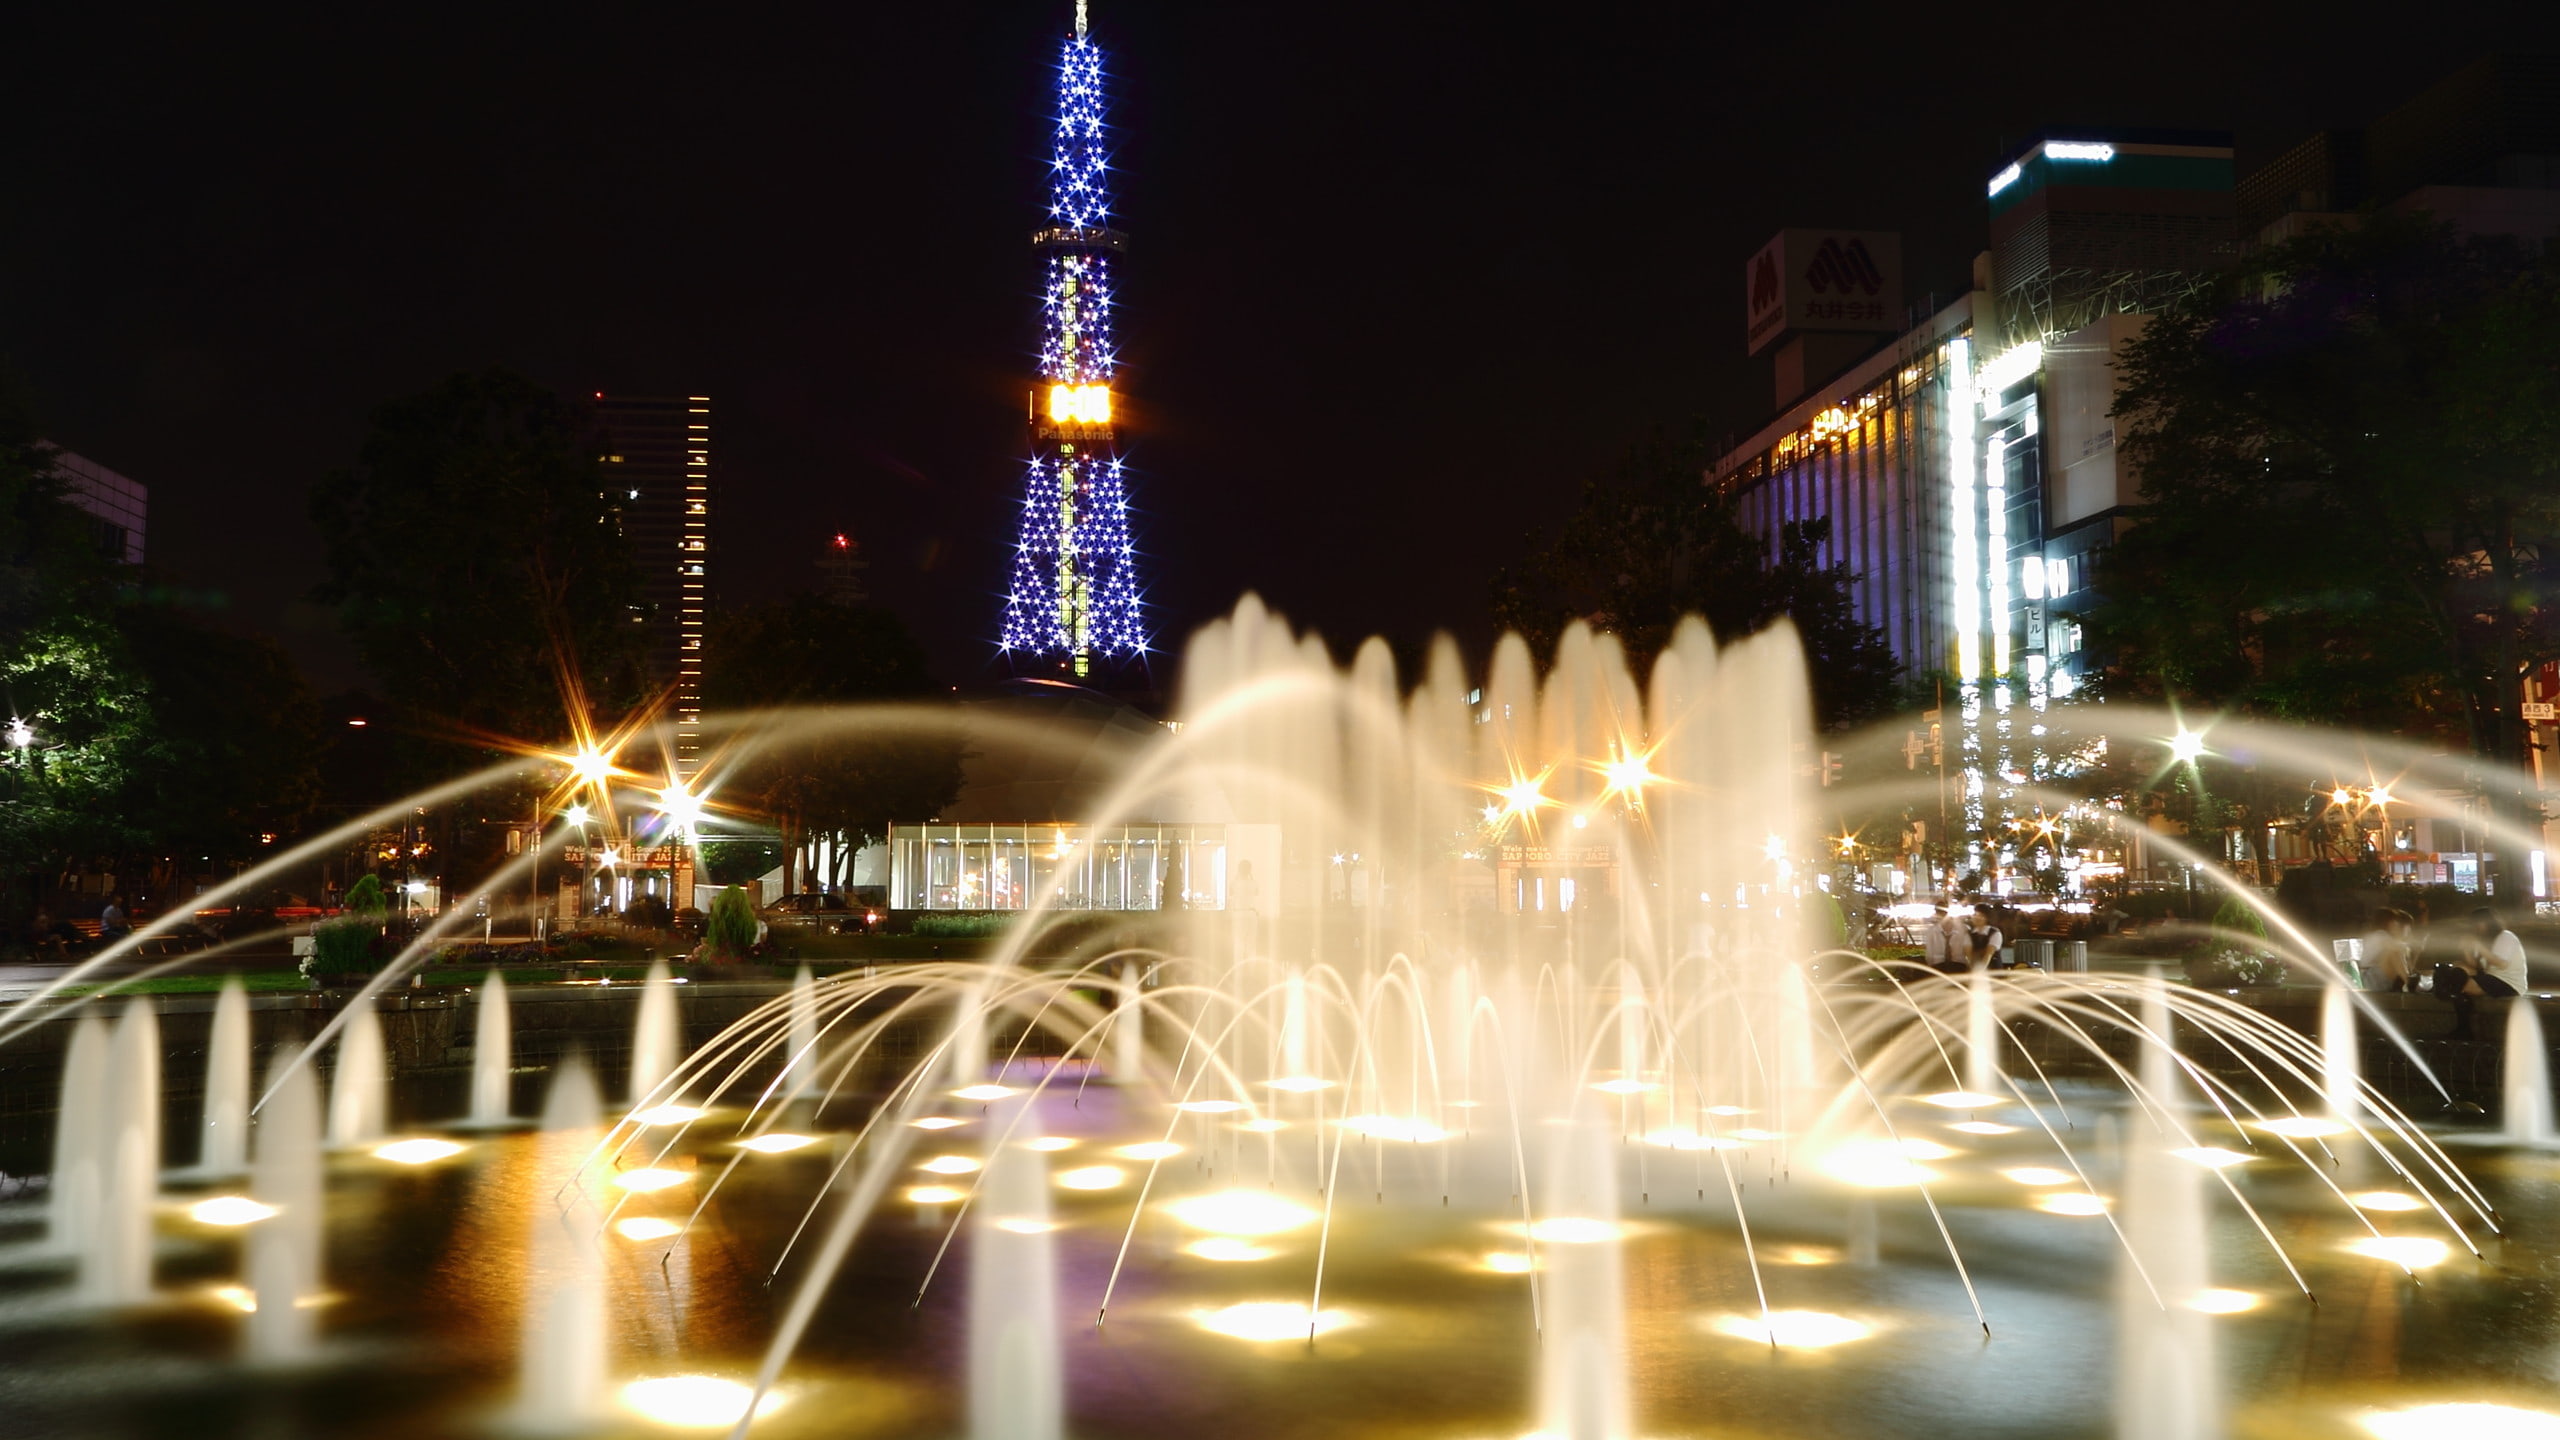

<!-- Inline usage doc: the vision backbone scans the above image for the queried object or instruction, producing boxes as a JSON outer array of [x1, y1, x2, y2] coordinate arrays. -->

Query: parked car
[[762, 891, 856, 934]]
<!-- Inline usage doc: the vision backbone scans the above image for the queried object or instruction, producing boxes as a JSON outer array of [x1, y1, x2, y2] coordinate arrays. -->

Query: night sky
[[0, 3, 2530, 692]]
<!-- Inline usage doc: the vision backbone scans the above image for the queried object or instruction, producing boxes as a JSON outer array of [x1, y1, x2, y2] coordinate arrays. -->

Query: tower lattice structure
[[1000, 1, 1147, 679]]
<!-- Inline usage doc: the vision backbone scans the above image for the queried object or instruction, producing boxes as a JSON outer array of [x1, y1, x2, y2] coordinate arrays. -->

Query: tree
[[702, 596, 965, 895], [310, 368, 648, 762], [2089, 214, 2560, 898], [1492, 429, 1902, 727]]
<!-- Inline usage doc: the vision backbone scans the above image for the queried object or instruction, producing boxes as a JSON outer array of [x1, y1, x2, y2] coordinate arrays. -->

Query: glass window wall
[[889, 823, 1228, 912]]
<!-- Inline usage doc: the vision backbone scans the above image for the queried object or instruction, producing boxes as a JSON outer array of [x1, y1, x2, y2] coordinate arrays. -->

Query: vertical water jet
[[468, 972, 515, 1126], [629, 962, 682, 1106], [2321, 982, 2361, 1121], [49, 1016, 110, 1263], [327, 996, 389, 1148], [84, 1004, 161, 1306], [2503, 997, 2554, 1146], [247, 1044, 324, 1363], [968, 1092, 1062, 1440], [2114, 981, 2219, 1440], [198, 977, 251, 1176], [516, 1058, 609, 1430]]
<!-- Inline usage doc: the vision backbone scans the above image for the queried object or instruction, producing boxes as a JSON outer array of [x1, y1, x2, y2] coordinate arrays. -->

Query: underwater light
[[1919, 1091, 2006, 1109], [615, 1217, 683, 1241], [2350, 1191, 2427, 1213], [1591, 1079, 1657, 1095], [1192, 1301, 1353, 1342], [1265, 1076, 1331, 1093], [190, 1195, 278, 1226], [735, 1133, 819, 1154], [1115, 1141, 1183, 1160], [2362, 1402, 2560, 1439], [1166, 1190, 1317, 1236], [2035, 1193, 2110, 1216], [1644, 1128, 1744, 1151], [906, 1185, 966, 1205], [1339, 1114, 1449, 1143], [1480, 1251, 1537, 1274], [1704, 1105, 1751, 1116], [1055, 1165, 1127, 1191], [1522, 1217, 1622, 1245], [2172, 1146, 2256, 1169], [1947, 1121, 2019, 1135], [632, 1104, 705, 1127], [917, 1155, 982, 1175], [992, 1217, 1056, 1235], [1185, 1237, 1275, 1262], [2254, 1116, 2350, 1139], [953, 1084, 1015, 1102], [2187, 1289, 2259, 1314], [372, 1138, 465, 1165], [912, 1116, 966, 1130], [2000, 1167, 2074, 1186], [612, 1168, 690, 1193], [1774, 1245, 1840, 1266], [1819, 1142, 1937, 1188], [1237, 1118, 1290, 1133], [1174, 1099, 1245, 1114], [1018, 1136, 1078, 1152], [208, 1284, 258, 1313], [1709, 1310, 1873, 1348], [2346, 1236, 2453, 1269], [619, 1375, 786, 1428]]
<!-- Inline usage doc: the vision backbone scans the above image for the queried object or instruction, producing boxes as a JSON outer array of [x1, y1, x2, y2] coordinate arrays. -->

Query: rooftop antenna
[[1074, 0, 1088, 41]]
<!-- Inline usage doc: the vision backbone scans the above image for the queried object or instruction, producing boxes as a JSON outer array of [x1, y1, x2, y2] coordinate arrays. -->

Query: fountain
[[6, 598, 2553, 1440], [516, 1058, 608, 1431], [2114, 981, 2220, 1440], [46, 1015, 109, 1264], [195, 977, 252, 1176], [783, 965, 820, 1101], [2503, 996, 2554, 1146], [2323, 980, 2361, 1120], [247, 1044, 324, 1364], [629, 962, 682, 1106], [467, 971, 516, 1127], [968, 1091, 1062, 1440], [83, 1004, 161, 1306], [326, 995, 389, 1148]]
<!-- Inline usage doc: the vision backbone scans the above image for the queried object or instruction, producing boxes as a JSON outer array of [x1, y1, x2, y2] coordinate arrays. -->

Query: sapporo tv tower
[[999, 0, 1149, 680]]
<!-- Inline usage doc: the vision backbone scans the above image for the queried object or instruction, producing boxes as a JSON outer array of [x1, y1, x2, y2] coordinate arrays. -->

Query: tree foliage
[[2088, 215, 2560, 895], [1491, 430, 1902, 727], [2, 366, 320, 933], [310, 368, 647, 758], [703, 596, 965, 893]]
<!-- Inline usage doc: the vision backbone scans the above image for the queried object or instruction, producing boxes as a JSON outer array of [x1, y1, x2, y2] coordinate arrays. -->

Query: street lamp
[[4, 716, 31, 749]]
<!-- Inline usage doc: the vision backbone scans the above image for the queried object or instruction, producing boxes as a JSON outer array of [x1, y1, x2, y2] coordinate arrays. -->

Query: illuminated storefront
[[888, 823, 1228, 912]]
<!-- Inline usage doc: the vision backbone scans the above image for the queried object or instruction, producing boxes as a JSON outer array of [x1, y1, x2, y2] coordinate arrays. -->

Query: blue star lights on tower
[[1000, 0, 1148, 680]]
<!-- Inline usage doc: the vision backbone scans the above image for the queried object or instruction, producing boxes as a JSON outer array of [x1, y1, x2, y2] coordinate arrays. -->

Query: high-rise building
[[2244, 55, 2560, 246], [48, 448, 146, 565], [594, 394, 710, 775], [999, 1, 1149, 680]]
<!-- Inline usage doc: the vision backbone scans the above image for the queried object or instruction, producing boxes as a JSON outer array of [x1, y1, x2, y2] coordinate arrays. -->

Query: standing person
[[1967, 909, 2005, 971], [1922, 903, 1951, 970], [2471, 907, 2529, 992], [97, 893, 130, 941], [2362, 908, 2416, 992]]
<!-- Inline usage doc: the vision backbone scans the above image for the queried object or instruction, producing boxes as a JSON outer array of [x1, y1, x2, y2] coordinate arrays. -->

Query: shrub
[[622, 894, 673, 930], [913, 912, 1016, 939], [307, 914, 383, 979], [343, 873, 387, 915], [2184, 892, 2282, 987], [703, 886, 758, 961]]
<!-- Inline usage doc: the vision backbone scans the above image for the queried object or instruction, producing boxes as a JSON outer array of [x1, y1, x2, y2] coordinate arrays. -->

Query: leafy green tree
[[703, 596, 965, 895], [310, 369, 648, 761], [1492, 429, 1902, 727], [2090, 214, 2560, 898], [702, 884, 757, 961]]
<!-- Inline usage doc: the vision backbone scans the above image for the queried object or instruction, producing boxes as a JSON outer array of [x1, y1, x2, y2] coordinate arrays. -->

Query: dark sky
[[0, 2, 2535, 692]]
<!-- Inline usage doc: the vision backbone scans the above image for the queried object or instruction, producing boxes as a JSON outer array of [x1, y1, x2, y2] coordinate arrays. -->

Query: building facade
[[51, 449, 146, 565], [594, 394, 711, 777]]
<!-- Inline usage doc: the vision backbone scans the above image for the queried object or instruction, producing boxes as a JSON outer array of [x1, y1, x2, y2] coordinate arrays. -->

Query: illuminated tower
[[999, 0, 1147, 679]]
